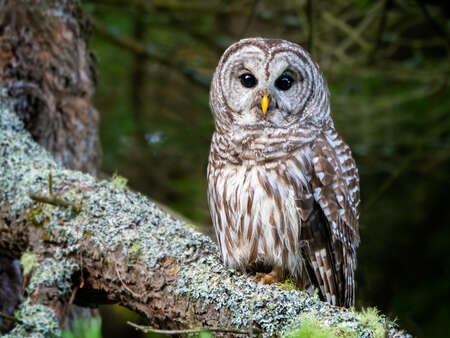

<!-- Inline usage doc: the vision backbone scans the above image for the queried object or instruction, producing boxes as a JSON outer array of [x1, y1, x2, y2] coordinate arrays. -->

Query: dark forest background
[[81, 0, 449, 337]]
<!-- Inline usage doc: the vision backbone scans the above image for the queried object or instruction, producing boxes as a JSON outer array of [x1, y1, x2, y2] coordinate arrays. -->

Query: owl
[[207, 38, 360, 307]]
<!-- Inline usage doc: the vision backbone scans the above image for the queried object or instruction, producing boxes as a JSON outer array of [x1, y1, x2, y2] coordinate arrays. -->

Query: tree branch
[[127, 321, 259, 336], [29, 194, 82, 213], [0, 95, 411, 337], [306, 0, 314, 54], [322, 11, 371, 52]]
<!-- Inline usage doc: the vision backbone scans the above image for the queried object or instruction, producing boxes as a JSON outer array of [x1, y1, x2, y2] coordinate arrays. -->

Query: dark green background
[[83, 1, 450, 337]]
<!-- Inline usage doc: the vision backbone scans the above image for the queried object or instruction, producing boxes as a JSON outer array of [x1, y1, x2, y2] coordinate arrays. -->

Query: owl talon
[[253, 272, 265, 280], [249, 272, 268, 284], [262, 274, 273, 284], [249, 272, 277, 284]]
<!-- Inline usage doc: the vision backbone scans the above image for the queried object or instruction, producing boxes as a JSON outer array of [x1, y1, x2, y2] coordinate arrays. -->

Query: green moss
[[285, 316, 342, 338], [357, 307, 385, 338], [198, 330, 213, 338], [129, 242, 142, 258], [20, 252, 38, 276], [184, 223, 199, 231], [312, 287, 320, 301], [111, 172, 128, 189], [26, 208, 43, 226], [280, 277, 297, 291]]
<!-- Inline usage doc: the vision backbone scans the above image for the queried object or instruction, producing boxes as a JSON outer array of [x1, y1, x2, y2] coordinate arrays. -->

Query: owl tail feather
[[298, 208, 351, 307]]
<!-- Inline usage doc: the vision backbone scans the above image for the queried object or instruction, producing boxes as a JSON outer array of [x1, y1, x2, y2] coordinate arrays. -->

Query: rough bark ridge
[[0, 96, 410, 337], [0, 0, 101, 175]]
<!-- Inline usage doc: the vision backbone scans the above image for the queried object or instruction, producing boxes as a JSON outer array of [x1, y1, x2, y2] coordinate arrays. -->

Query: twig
[[0, 311, 21, 323], [368, 0, 391, 64], [89, 0, 252, 14], [239, 0, 259, 37], [61, 284, 79, 325], [339, 2, 383, 54], [322, 11, 371, 52], [115, 262, 144, 299], [315, 40, 353, 65], [29, 194, 82, 213], [363, 157, 413, 212], [48, 172, 53, 197], [0, 312, 36, 331], [127, 321, 261, 336], [306, 0, 314, 54]]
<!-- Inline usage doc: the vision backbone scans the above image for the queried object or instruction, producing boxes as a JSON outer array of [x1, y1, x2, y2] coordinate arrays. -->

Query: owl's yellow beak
[[261, 95, 269, 115]]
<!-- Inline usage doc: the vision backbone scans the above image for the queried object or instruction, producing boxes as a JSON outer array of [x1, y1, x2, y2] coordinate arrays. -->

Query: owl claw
[[249, 272, 270, 284], [248, 271, 279, 284]]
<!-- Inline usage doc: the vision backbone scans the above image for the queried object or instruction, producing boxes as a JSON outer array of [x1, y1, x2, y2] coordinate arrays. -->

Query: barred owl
[[207, 38, 360, 307]]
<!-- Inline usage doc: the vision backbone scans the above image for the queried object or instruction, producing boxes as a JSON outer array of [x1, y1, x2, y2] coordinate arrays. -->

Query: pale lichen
[[3, 300, 60, 338], [26, 257, 79, 296]]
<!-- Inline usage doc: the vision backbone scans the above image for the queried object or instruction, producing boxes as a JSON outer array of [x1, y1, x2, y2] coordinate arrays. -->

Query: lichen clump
[[3, 300, 60, 338], [27, 257, 79, 295]]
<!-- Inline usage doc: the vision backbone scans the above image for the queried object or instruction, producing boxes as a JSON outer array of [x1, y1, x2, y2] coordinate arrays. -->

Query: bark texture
[[0, 0, 101, 176]]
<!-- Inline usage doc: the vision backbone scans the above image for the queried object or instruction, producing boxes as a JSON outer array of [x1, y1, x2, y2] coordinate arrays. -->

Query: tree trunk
[[0, 0, 101, 175], [0, 0, 100, 331]]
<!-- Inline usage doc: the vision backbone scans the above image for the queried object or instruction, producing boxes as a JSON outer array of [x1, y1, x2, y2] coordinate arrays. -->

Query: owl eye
[[275, 74, 294, 91], [239, 73, 257, 88]]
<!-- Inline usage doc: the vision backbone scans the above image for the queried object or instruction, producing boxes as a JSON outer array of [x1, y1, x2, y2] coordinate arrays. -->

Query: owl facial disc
[[210, 37, 332, 129]]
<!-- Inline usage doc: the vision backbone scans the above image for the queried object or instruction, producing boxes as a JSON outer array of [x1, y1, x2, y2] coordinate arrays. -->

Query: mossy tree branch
[[0, 95, 411, 337]]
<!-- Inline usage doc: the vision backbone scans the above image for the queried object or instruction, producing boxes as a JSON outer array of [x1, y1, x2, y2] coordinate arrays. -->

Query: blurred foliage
[[285, 316, 344, 338], [82, 0, 449, 337], [99, 305, 165, 338], [62, 317, 102, 338]]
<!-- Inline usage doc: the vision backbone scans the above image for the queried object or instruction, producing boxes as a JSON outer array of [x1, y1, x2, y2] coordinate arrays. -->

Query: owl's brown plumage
[[207, 38, 360, 307]]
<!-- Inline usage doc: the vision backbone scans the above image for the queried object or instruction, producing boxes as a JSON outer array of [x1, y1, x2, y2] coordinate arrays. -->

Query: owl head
[[210, 38, 332, 130]]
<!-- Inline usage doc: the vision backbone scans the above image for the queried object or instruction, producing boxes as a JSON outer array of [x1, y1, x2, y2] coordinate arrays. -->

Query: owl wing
[[300, 129, 360, 307]]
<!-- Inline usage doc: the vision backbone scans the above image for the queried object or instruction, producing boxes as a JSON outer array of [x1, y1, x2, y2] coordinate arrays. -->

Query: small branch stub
[[29, 194, 82, 213], [127, 321, 260, 336]]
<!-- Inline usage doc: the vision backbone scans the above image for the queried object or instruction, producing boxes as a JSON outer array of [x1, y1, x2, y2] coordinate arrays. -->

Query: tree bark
[[0, 0, 101, 176]]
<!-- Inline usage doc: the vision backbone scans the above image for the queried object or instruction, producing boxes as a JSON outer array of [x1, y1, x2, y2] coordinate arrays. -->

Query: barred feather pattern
[[207, 38, 360, 307]]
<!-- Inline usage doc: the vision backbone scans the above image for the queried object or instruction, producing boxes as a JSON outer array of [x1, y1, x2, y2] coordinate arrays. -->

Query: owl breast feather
[[207, 128, 316, 279]]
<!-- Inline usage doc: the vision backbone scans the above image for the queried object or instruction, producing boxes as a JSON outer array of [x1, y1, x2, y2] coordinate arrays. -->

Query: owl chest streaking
[[207, 38, 360, 307]]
